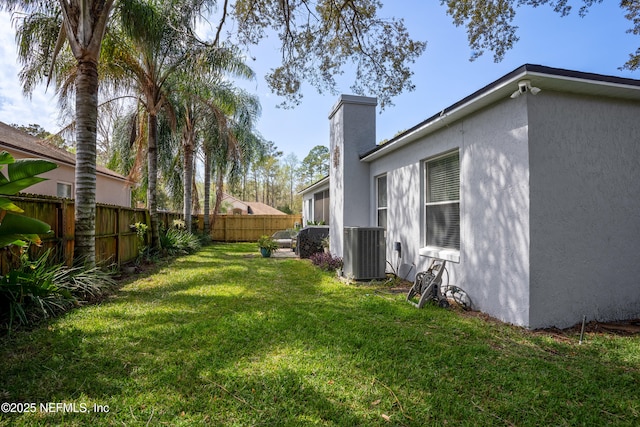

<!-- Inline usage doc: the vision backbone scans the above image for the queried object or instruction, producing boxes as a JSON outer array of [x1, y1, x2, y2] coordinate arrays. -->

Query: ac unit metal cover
[[343, 227, 386, 280]]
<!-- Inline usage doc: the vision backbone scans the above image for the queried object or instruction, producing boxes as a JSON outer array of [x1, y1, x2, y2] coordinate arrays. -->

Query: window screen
[[313, 189, 330, 224], [57, 182, 72, 199]]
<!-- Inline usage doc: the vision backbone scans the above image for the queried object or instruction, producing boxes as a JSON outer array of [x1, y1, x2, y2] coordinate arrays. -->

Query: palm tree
[[204, 91, 263, 236], [175, 75, 259, 233], [4, 0, 116, 266], [102, 1, 191, 249], [105, 0, 255, 249]]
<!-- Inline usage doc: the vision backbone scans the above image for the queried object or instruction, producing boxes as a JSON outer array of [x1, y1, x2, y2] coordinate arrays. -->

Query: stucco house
[[0, 121, 132, 207], [317, 64, 640, 329]]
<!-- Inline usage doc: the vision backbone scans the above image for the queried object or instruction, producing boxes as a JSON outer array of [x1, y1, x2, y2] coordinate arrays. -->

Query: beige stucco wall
[[5, 147, 131, 207]]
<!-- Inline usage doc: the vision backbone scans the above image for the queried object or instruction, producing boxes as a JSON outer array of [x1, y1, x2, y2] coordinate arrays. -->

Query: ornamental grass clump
[[0, 249, 115, 333], [160, 228, 202, 255], [309, 251, 343, 271]]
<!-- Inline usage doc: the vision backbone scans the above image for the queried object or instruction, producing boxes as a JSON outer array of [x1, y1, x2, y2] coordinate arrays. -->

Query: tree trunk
[[241, 167, 247, 201], [74, 59, 99, 267], [191, 169, 200, 216], [147, 113, 160, 250], [203, 149, 211, 238], [211, 169, 224, 232], [183, 137, 194, 232], [253, 166, 259, 202]]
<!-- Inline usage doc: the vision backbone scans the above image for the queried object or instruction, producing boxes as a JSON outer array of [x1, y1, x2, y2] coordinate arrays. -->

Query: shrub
[[161, 228, 201, 255], [309, 252, 343, 272], [131, 222, 149, 257], [0, 249, 115, 333], [54, 263, 115, 302]]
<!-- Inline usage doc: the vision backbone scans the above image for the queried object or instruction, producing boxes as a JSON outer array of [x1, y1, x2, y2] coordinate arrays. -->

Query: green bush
[[160, 228, 201, 255]]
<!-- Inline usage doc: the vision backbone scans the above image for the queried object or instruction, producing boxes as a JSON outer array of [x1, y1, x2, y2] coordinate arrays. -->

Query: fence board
[[0, 195, 183, 273], [198, 214, 302, 242]]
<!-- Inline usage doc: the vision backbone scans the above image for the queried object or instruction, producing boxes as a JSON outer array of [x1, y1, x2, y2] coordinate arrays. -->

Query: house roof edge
[[360, 64, 640, 162], [297, 175, 329, 195]]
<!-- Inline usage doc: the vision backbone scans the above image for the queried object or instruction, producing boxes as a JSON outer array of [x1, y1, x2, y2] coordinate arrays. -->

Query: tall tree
[[171, 61, 255, 232], [4, 0, 116, 266], [300, 145, 329, 185], [441, 1, 640, 68], [282, 153, 299, 211], [202, 88, 262, 235], [104, 1, 253, 248]]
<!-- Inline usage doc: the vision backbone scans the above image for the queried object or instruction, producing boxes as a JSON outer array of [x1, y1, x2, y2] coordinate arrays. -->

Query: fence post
[[116, 207, 121, 267]]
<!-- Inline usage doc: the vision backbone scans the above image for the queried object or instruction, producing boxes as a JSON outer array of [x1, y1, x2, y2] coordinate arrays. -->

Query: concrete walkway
[[272, 249, 299, 259]]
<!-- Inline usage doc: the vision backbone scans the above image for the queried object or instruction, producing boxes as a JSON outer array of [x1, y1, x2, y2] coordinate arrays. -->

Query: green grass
[[1, 243, 638, 426]]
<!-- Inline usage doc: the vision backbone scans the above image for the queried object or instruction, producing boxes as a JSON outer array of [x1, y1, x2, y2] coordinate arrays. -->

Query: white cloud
[[0, 11, 61, 133]]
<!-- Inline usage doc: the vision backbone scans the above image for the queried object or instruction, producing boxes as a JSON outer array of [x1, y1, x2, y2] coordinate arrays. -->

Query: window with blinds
[[425, 151, 460, 250], [376, 174, 387, 229]]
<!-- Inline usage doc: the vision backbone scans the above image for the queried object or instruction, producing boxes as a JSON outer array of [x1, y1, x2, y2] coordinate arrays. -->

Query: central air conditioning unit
[[343, 227, 386, 280]]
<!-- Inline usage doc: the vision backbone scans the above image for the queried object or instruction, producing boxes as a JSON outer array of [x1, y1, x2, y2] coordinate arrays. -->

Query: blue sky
[[0, 2, 638, 162]]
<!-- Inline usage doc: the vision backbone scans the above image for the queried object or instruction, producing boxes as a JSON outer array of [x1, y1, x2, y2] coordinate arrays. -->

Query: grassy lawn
[[1, 243, 639, 426]]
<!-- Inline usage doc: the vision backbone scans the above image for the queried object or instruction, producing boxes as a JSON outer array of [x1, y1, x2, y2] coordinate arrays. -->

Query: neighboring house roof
[[361, 64, 640, 162], [0, 121, 128, 181], [246, 202, 286, 215], [220, 192, 286, 215], [221, 192, 249, 212]]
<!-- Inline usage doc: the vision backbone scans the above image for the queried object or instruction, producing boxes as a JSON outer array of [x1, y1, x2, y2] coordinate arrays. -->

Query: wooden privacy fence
[[197, 214, 302, 242], [0, 195, 183, 271], [0, 194, 301, 273]]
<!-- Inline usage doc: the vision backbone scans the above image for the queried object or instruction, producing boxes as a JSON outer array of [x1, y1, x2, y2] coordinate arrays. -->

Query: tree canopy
[[441, 0, 640, 69], [300, 145, 329, 185], [217, 0, 426, 109]]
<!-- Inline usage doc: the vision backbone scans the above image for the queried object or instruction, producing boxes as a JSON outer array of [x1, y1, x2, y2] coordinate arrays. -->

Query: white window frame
[[57, 182, 73, 199], [420, 150, 460, 263], [376, 174, 387, 229]]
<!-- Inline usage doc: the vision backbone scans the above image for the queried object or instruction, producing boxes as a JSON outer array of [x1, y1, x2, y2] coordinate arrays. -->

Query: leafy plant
[[0, 151, 57, 247], [54, 263, 116, 301], [132, 222, 148, 242], [257, 235, 279, 253], [172, 219, 186, 230], [0, 249, 115, 333], [309, 252, 343, 271], [131, 222, 149, 257], [0, 250, 72, 331], [160, 228, 201, 255]]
